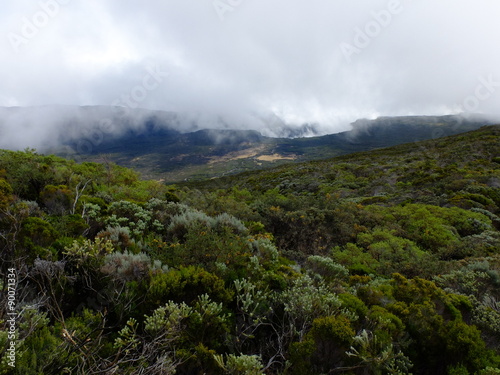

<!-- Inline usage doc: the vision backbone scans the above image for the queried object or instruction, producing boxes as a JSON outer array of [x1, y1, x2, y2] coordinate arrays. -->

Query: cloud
[[1, 0, 500, 146]]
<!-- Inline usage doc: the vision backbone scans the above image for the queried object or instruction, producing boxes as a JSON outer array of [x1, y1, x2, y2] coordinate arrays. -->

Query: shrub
[[346, 329, 413, 375], [97, 225, 134, 251], [214, 212, 248, 235], [49, 214, 88, 237], [444, 320, 495, 373], [0, 177, 13, 209], [18, 217, 58, 261], [167, 209, 215, 240], [338, 293, 368, 320], [311, 314, 354, 346], [106, 200, 161, 238], [280, 275, 344, 339], [214, 353, 265, 375], [148, 266, 233, 307], [306, 255, 349, 282], [39, 184, 73, 215], [101, 250, 168, 282], [251, 237, 279, 264], [63, 237, 114, 268]]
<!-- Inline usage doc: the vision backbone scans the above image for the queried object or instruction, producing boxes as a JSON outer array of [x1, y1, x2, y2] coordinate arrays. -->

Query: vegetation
[[68, 114, 495, 182], [1, 125, 500, 374]]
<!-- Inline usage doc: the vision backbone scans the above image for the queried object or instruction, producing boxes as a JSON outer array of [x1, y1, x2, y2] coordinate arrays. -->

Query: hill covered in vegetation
[[0, 125, 500, 374], [60, 113, 495, 182]]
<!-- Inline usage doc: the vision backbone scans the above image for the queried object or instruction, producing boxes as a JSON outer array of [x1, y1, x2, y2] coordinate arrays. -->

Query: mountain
[[183, 124, 500, 201], [0, 105, 496, 181], [59, 112, 496, 182]]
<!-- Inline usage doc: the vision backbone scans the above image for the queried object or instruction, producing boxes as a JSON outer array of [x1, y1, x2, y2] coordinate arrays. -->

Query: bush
[[280, 275, 344, 339], [18, 217, 58, 261], [338, 293, 368, 320], [39, 184, 73, 215], [214, 353, 265, 375], [214, 212, 248, 235], [97, 225, 135, 251], [148, 266, 233, 307], [101, 251, 168, 282], [306, 255, 349, 282], [167, 209, 215, 240]]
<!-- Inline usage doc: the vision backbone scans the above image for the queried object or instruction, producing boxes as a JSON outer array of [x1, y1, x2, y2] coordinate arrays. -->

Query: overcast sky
[[1, 0, 500, 137]]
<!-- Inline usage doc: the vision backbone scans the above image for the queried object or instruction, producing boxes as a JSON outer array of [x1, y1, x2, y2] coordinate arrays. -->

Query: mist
[[1, 1, 500, 150]]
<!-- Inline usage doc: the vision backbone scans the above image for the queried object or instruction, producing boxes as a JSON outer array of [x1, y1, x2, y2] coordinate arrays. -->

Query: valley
[[51, 110, 497, 182]]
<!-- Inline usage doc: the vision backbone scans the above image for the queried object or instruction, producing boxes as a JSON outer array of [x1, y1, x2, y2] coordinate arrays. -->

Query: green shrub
[[306, 255, 349, 282], [18, 217, 58, 261], [148, 266, 233, 307], [101, 250, 168, 282], [311, 314, 354, 346], [338, 293, 368, 320], [214, 353, 265, 375], [39, 184, 73, 215]]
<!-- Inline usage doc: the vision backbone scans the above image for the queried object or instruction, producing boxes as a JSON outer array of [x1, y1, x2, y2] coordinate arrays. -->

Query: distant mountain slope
[[0, 106, 495, 181], [185, 125, 500, 211], [62, 113, 496, 182]]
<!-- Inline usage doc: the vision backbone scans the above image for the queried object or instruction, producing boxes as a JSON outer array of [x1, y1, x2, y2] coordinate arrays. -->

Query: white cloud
[[1, 0, 500, 142]]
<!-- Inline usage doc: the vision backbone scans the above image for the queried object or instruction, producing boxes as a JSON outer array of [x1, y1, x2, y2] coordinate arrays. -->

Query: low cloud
[[1, 0, 500, 149]]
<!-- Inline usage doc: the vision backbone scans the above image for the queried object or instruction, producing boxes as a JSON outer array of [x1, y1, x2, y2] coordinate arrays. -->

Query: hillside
[[181, 124, 500, 260], [0, 126, 499, 374], [186, 124, 500, 200], [62, 113, 495, 181]]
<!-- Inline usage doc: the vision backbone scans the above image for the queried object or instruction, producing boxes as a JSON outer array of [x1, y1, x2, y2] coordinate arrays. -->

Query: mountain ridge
[[59, 113, 497, 182], [1, 105, 497, 182]]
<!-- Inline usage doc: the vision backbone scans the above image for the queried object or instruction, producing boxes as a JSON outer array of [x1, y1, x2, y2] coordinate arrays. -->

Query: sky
[[1, 0, 500, 145]]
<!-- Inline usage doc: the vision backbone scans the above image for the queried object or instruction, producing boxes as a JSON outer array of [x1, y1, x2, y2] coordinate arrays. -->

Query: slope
[[63, 113, 495, 182]]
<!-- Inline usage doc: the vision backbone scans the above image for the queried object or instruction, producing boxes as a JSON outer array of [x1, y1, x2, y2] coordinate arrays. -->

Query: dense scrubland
[[1, 126, 500, 374]]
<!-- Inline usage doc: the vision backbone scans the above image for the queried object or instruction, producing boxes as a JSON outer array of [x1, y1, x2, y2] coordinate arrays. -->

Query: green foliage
[[144, 300, 192, 337], [0, 177, 13, 209], [356, 228, 431, 277], [0, 149, 59, 200], [366, 305, 405, 344], [39, 184, 73, 215], [214, 353, 265, 375], [234, 278, 271, 317], [346, 329, 413, 375], [333, 243, 379, 275], [478, 368, 500, 375], [165, 225, 255, 276], [148, 266, 233, 308], [104, 200, 164, 239], [288, 315, 355, 374], [101, 250, 168, 282], [305, 255, 349, 282], [447, 365, 470, 375], [311, 314, 355, 346], [18, 216, 58, 260], [280, 275, 344, 339], [97, 225, 135, 251], [3, 305, 80, 375], [387, 274, 496, 373], [164, 189, 180, 203], [16, 326, 65, 374], [251, 237, 279, 265], [365, 204, 492, 254], [338, 293, 369, 320], [3, 126, 500, 374], [63, 237, 114, 267], [444, 320, 493, 373], [287, 338, 316, 375], [189, 294, 231, 348]]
